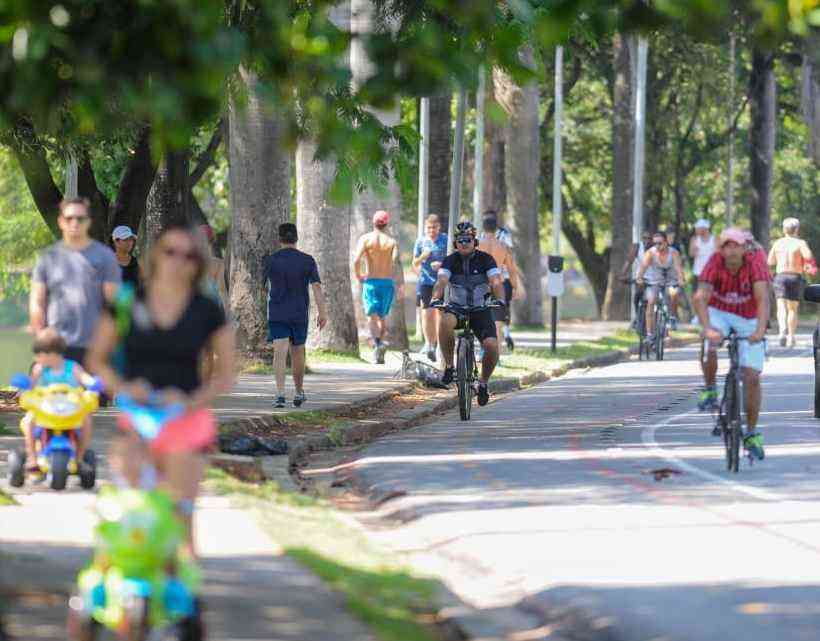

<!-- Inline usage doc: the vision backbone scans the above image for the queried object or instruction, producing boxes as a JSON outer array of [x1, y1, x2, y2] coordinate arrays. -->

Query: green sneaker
[[697, 387, 718, 411], [744, 432, 765, 461]]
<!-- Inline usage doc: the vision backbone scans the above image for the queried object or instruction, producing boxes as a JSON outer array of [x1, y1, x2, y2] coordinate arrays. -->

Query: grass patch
[[307, 349, 364, 365], [0, 488, 18, 506], [206, 469, 440, 641], [496, 328, 698, 379], [0, 423, 14, 436]]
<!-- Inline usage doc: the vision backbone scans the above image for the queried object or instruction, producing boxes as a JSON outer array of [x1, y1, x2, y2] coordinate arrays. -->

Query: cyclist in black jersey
[[430, 222, 506, 406]]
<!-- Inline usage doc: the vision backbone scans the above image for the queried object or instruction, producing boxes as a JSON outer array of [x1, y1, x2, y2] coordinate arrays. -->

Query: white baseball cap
[[694, 218, 710, 230], [111, 225, 136, 241]]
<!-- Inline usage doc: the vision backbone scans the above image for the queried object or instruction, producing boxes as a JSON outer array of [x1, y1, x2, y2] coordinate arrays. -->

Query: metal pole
[[473, 67, 486, 226], [418, 97, 430, 235], [448, 89, 467, 242], [551, 45, 564, 353], [726, 32, 736, 226], [631, 37, 648, 323]]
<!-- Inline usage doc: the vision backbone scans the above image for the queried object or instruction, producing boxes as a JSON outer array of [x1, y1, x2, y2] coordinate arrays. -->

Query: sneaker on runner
[[477, 382, 490, 406], [376, 342, 387, 364], [426, 347, 437, 362], [293, 391, 306, 407], [273, 396, 286, 408], [779, 335, 787, 347], [698, 387, 718, 411], [669, 316, 679, 331], [505, 335, 515, 351], [744, 432, 765, 460], [787, 335, 796, 348], [441, 367, 455, 385]]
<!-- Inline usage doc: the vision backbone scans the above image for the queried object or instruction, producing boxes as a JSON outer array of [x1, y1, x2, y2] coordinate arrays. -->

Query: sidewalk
[[0, 321, 630, 641]]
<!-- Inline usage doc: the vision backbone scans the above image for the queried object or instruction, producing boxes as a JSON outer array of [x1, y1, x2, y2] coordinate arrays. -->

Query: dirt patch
[[0, 391, 19, 413]]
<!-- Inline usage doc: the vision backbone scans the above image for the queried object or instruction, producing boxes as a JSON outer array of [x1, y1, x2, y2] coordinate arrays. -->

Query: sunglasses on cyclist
[[456, 236, 474, 245]]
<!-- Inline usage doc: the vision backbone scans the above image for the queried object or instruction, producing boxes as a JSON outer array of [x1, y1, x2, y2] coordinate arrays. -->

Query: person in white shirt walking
[[688, 219, 716, 326]]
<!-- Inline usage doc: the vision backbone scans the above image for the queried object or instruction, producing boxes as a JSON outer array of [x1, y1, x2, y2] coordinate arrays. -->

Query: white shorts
[[707, 307, 765, 372]]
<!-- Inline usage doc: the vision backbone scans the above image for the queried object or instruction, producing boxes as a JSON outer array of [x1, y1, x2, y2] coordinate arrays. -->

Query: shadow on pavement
[[520, 582, 820, 641]]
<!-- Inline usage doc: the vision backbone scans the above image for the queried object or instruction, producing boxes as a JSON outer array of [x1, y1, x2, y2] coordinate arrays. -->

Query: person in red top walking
[[693, 227, 771, 460]]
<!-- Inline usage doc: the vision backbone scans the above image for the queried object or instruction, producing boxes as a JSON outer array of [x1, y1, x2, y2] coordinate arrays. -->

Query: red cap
[[199, 224, 215, 243], [373, 210, 390, 227]]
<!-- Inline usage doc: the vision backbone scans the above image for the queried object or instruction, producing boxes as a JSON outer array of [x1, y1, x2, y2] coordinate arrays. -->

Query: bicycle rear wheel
[[637, 300, 647, 361], [456, 338, 472, 421]]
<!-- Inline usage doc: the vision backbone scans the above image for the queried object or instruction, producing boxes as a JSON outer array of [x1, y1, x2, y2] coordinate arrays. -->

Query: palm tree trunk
[[296, 141, 359, 352], [428, 93, 452, 225], [350, 0, 409, 350], [602, 33, 634, 321], [494, 46, 543, 326], [227, 66, 291, 355], [144, 150, 191, 245], [802, 32, 820, 167]]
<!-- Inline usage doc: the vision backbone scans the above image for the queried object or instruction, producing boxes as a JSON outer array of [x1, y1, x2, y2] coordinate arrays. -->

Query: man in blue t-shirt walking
[[263, 223, 328, 408], [412, 214, 448, 362]]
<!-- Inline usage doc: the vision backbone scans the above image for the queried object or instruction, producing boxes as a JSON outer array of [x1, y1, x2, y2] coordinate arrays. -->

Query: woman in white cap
[[111, 225, 142, 291]]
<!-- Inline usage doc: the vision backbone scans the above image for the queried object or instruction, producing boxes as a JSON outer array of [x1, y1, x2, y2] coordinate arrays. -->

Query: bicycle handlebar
[[432, 301, 503, 312]]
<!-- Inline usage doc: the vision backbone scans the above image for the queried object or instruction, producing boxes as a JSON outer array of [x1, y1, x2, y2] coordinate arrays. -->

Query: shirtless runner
[[352, 211, 404, 363], [768, 217, 817, 347]]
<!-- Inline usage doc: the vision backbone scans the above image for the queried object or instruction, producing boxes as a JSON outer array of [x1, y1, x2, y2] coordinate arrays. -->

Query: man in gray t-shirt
[[30, 198, 121, 364]]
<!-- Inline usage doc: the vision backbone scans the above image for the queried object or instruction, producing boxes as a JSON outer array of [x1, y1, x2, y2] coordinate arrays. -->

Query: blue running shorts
[[362, 279, 395, 319]]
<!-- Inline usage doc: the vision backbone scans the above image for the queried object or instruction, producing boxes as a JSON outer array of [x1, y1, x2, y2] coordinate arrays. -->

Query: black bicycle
[[707, 330, 753, 472], [434, 301, 501, 421], [629, 280, 667, 361]]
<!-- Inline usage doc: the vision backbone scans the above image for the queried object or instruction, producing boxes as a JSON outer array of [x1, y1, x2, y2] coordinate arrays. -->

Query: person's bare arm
[[189, 325, 236, 411], [85, 314, 126, 395], [635, 251, 652, 282], [311, 282, 328, 329], [693, 283, 714, 331], [767, 244, 777, 268], [749, 281, 769, 343], [102, 282, 119, 302], [489, 273, 506, 301], [29, 282, 47, 333], [30, 363, 43, 386], [431, 273, 449, 301], [688, 236, 698, 260], [73, 364, 97, 388], [620, 243, 638, 279], [673, 251, 686, 284], [352, 238, 366, 281]]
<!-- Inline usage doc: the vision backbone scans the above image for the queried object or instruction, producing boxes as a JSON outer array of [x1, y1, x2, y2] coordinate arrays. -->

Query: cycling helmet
[[453, 221, 478, 248]]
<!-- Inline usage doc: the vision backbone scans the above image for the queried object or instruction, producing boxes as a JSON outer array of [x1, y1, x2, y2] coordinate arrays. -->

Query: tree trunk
[[144, 150, 191, 245], [749, 48, 776, 249], [802, 31, 820, 167], [77, 150, 110, 242], [109, 126, 157, 234], [350, 0, 408, 350], [602, 33, 634, 321], [296, 140, 359, 352], [483, 75, 507, 217], [228, 66, 291, 355], [494, 47, 543, 326], [428, 93, 452, 225], [3, 120, 63, 237]]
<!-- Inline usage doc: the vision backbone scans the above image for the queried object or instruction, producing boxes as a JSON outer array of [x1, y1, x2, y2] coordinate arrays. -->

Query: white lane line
[[641, 407, 785, 502]]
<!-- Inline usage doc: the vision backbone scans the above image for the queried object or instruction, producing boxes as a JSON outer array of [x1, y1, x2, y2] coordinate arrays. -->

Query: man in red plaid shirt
[[693, 227, 771, 461]]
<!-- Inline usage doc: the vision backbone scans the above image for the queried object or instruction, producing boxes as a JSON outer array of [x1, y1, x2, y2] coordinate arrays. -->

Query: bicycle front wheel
[[724, 372, 741, 472], [654, 308, 666, 361], [456, 338, 472, 421]]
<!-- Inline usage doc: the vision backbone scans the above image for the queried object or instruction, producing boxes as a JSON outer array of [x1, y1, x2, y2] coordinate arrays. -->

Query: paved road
[[351, 336, 820, 640]]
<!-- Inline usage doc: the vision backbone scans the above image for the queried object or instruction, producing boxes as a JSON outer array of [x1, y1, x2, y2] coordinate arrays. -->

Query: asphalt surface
[[352, 335, 820, 641]]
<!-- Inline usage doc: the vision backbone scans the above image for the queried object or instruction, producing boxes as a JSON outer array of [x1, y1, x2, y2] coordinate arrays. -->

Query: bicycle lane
[[349, 338, 820, 641]]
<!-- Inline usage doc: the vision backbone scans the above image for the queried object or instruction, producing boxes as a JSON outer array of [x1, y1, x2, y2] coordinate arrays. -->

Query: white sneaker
[[787, 335, 796, 348]]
